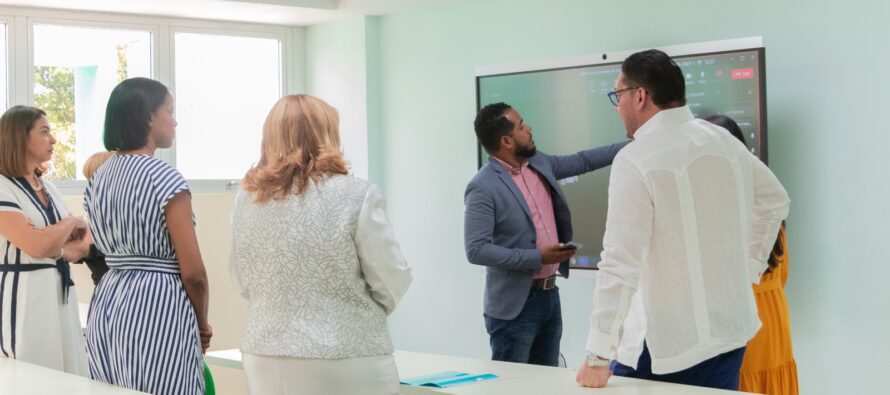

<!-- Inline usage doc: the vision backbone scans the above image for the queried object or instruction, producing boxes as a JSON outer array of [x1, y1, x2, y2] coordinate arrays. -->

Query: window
[[0, 23, 7, 111], [173, 32, 282, 180], [33, 24, 151, 181], [0, 9, 295, 192]]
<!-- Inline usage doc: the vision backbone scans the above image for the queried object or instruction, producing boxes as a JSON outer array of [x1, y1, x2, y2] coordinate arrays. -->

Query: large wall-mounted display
[[476, 37, 767, 269]]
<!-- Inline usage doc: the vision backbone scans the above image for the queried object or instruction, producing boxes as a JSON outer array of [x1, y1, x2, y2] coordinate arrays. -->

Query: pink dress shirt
[[493, 157, 560, 279]]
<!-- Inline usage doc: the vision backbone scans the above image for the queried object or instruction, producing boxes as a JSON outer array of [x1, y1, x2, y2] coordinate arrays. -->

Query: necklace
[[27, 176, 43, 192]]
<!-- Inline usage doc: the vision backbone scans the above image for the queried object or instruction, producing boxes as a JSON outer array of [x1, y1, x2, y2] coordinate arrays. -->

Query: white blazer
[[230, 175, 412, 359]]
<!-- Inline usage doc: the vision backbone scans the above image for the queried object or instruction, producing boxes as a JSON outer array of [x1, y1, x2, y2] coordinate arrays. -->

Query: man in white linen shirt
[[576, 49, 790, 390]]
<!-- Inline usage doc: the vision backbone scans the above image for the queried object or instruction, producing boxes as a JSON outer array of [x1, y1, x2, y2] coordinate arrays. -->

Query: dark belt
[[0, 260, 74, 303], [531, 276, 557, 290]]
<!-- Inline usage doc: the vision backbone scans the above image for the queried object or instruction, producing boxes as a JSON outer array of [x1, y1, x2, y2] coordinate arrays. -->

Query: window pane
[[0, 24, 7, 111], [174, 32, 281, 180], [34, 24, 152, 181]]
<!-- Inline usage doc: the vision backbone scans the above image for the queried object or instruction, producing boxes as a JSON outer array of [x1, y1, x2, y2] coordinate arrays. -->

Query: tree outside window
[[33, 24, 151, 181]]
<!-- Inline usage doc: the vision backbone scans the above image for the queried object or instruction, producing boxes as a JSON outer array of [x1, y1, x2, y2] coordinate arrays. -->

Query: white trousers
[[243, 353, 400, 395]]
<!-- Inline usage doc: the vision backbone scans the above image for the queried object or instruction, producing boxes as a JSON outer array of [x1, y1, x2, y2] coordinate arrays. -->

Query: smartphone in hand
[[561, 241, 583, 250]]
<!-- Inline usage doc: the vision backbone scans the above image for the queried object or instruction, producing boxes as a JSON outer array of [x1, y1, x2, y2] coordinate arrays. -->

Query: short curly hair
[[474, 102, 514, 153]]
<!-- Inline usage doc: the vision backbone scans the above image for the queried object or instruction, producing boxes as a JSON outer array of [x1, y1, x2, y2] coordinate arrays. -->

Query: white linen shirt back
[[586, 106, 790, 374]]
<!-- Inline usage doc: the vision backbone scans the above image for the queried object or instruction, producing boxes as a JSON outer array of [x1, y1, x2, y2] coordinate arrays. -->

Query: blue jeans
[[612, 342, 746, 390], [483, 287, 562, 366]]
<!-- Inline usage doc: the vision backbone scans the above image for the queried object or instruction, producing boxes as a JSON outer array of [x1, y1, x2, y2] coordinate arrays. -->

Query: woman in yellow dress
[[705, 115, 798, 395], [739, 223, 798, 395]]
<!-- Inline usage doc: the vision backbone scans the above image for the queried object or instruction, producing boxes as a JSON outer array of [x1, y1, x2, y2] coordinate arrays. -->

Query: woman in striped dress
[[84, 77, 211, 395], [0, 105, 91, 376]]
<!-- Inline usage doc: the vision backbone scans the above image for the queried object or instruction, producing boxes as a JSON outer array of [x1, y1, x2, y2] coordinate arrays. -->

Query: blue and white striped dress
[[84, 154, 203, 395]]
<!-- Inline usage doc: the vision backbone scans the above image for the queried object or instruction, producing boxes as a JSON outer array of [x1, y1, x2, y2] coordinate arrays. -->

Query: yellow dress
[[739, 226, 799, 395]]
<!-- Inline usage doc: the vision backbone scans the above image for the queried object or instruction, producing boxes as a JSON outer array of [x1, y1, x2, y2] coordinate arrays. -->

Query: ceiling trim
[[221, 0, 336, 10]]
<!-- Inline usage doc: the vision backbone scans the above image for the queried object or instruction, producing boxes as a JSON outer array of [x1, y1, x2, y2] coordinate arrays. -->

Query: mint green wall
[[364, 16, 384, 188], [305, 16, 378, 180], [374, 1, 890, 393]]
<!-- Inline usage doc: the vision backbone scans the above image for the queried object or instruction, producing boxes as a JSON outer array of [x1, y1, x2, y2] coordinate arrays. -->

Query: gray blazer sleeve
[[464, 181, 542, 272], [549, 141, 628, 180]]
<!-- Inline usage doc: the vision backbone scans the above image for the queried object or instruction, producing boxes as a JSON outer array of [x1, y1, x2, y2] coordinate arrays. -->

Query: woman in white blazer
[[229, 94, 412, 395]]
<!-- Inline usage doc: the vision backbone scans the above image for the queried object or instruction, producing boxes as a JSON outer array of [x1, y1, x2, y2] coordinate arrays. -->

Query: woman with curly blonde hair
[[230, 94, 412, 395]]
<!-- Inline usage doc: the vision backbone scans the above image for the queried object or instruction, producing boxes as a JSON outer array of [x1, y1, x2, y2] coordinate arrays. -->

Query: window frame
[[28, 18, 160, 194], [0, 17, 12, 111], [167, 25, 288, 189]]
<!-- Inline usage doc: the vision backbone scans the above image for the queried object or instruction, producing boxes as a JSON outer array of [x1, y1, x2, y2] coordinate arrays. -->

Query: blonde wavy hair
[[82, 151, 115, 180], [242, 94, 348, 202]]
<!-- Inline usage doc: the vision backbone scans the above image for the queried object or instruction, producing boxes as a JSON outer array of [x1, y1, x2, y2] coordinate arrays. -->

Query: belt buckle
[[542, 276, 556, 290]]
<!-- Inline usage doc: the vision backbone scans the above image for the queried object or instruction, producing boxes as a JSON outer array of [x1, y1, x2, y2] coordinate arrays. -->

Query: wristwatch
[[585, 353, 611, 367]]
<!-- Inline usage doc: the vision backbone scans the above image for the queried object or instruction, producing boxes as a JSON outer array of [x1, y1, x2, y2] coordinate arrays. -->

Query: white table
[[0, 358, 148, 394], [206, 349, 753, 394]]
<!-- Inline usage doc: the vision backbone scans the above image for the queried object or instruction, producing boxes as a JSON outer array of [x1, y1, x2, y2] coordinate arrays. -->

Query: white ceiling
[[0, 0, 459, 26]]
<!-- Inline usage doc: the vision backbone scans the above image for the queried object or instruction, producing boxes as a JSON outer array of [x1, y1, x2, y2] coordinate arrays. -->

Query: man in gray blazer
[[464, 102, 626, 366]]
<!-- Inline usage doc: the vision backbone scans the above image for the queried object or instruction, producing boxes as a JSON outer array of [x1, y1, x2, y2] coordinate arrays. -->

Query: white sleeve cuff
[[749, 257, 768, 285], [585, 326, 619, 360]]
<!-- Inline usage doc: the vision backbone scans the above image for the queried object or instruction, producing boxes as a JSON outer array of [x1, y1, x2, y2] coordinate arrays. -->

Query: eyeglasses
[[606, 86, 639, 107]]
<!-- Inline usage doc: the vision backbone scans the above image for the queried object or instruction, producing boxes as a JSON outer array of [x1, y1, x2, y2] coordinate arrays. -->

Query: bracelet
[[53, 247, 65, 260]]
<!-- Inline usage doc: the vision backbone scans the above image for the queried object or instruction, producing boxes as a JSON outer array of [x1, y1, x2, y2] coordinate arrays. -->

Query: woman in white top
[[0, 105, 90, 376], [230, 94, 412, 395]]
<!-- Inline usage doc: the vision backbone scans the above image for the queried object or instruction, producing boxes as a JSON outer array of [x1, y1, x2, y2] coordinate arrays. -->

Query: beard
[[515, 143, 536, 158]]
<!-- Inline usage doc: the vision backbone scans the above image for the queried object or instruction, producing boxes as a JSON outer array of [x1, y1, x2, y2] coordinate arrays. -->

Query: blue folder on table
[[400, 371, 498, 388]]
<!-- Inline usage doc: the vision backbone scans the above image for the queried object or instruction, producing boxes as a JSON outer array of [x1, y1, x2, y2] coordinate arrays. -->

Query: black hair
[[621, 49, 686, 108], [704, 114, 746, 145], [766, 222, 785, 272], [474, 102, 514, 153], [104, 77, 169, 151]]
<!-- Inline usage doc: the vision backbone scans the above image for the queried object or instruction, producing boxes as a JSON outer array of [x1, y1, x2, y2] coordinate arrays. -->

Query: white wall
[[305, 16, 376, 179]]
